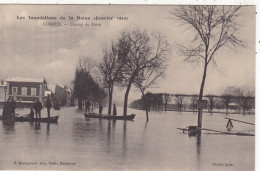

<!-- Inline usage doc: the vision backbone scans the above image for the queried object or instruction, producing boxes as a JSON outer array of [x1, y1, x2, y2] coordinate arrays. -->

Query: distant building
[[5, 77, 47, 106], [48, 84, 73, 107]]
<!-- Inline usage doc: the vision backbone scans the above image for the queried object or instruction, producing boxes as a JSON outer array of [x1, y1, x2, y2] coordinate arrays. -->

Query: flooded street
[[0, 107, 254, 171]]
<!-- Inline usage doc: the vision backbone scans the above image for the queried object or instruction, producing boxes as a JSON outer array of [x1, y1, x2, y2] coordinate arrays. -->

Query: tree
[[221, 94, 233, 115], [134, 68, 166, 121], [171, 6, 244, 129], [174, 94, 186, 113], [190, 95, 198, 113], [239, 96, 253, 115], [117, 29, 169, 116], [163, 94, 171, 112], [205, 95, 215, 114], [73, 58, 98, 109], [99, 43, 125, 115]]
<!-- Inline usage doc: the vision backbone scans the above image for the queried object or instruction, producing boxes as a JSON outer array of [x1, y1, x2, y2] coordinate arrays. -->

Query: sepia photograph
[[0, 3, 256, 171]]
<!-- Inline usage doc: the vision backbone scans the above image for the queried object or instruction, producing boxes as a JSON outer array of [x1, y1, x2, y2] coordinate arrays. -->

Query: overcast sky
[[0, 5, 255, 102]]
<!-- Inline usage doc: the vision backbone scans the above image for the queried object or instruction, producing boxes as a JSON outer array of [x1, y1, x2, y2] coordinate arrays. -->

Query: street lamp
[[4, 86, 7, 101]]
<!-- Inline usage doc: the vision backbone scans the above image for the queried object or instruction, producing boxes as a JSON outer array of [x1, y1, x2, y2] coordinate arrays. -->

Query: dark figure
[[113, 104, 117, 116], [85, 100, 91, 114], [33, 99, 42, 119], [99, 104, 103, 115], [29, 107, 34, 119], [9, 99, 17, 114], [2, 98, 12, 120], [46, 96, 52, 118]]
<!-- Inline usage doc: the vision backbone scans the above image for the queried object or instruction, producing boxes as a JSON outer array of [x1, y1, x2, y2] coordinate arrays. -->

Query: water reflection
[[2, 121, 15, 134], [107, 120, 111, 152], [122, 121, 127, 158], [0, 107, 254, 170], [196, 135, 201, 171], [34, 122, 41, 130]]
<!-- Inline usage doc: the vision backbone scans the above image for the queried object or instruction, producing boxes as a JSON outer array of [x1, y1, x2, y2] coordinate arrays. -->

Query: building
[[49, 84, 73, 107], [5, 77, 47, 107]]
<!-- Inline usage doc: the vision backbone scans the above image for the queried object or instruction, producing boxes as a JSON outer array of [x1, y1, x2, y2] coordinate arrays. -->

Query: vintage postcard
[[0, 3, 256, 171]]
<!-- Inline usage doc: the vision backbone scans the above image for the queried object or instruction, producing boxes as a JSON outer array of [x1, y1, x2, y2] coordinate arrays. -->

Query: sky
[[0, 5, 256, 103]]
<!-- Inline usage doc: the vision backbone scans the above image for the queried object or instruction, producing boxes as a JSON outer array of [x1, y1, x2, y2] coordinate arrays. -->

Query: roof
[[6, 77, 45, 83]]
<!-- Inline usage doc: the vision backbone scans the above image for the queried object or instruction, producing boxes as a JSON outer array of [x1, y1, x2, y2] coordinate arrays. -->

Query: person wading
[[29, 107, 34, 119], [85, 100, 91, 114], [33, 99, 42, 119], [99, 104, 103, 115], [113, 104, 117, 116], [2, 98, 16, 121], [46, 96, 52, 118]]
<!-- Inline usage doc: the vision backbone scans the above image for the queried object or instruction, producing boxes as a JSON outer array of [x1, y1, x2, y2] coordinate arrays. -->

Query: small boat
[[16, 115, 59, 123], [0, 115, 59, 123], [84, 113, 135, 121]]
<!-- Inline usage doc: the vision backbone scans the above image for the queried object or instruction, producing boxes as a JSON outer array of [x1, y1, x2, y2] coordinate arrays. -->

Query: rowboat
[[15, 115, 59, 123], [84, 113, 135, 120], [0, 115, 59, 123]]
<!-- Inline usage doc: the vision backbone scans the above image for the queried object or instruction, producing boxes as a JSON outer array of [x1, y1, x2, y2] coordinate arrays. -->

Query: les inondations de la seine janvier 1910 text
[[16, 15, 129, 27]]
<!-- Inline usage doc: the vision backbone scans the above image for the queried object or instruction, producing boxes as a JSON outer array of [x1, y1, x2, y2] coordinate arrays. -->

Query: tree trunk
[[78, 98, 82, 109], [123, 76, 135, 116], [198, 60, 208, 132], [108, 88, 113, 116], [123, 81, 132, 116]]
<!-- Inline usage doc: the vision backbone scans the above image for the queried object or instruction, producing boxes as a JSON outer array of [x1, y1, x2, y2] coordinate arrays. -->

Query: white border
[[0, 1, 259, 171]]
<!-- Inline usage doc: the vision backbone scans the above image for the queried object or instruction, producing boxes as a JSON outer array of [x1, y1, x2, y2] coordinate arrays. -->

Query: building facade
[[5, 77, 47, 106]]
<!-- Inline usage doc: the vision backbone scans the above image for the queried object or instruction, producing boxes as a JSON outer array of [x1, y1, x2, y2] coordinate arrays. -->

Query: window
[[18, 87, 21, 95], [12, 87, 17, 95], [27, 87, 31, 96], [22, 87, 27, 96], [31, 88, 37, 96]]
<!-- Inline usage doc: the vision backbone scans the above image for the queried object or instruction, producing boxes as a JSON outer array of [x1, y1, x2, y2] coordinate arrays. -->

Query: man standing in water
[[46, 96, 52, 118], [9, 97, 17, 115], [113, 104, 117, 116], [33, 99, 42, 119], [85, 100, 91, 114], [99, 104, 103, 115], [2, 98, 15, 120]]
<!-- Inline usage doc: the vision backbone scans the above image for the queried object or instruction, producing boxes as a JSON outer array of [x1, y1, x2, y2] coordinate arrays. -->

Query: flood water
[[0, 106, 254, 171]]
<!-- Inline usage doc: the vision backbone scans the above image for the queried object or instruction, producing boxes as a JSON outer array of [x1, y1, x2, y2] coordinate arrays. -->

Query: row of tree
[[130, 93, 255, 115], [99, 29, 170, 121], [73, 29, 170, 121], [73, 58, 107, 110]]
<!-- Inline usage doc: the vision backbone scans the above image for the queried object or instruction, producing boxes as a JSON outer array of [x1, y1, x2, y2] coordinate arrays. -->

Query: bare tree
[[174, 94, 186, 113], [134, 68, 165, 122], [205, 95, 216, 114], [99, 43, 125, 115], [163, 94, 171, 112], [239, 96, 254, 115], [190, 95, 198, 113], [117, 29, 169, 116], [221, 94, 233, 115], [171, 6, 245, 129]]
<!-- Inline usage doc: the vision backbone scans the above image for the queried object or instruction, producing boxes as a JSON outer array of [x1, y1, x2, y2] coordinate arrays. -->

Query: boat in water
[[0, 115, 59, 123], [84, 113, 135, 120]]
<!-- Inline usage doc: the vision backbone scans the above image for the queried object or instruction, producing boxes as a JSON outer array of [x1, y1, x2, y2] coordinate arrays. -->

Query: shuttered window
[[21, 87, 27, 96]]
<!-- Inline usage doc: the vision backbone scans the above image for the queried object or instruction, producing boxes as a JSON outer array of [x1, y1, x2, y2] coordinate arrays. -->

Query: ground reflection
[[2, 121, 15, 134]]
